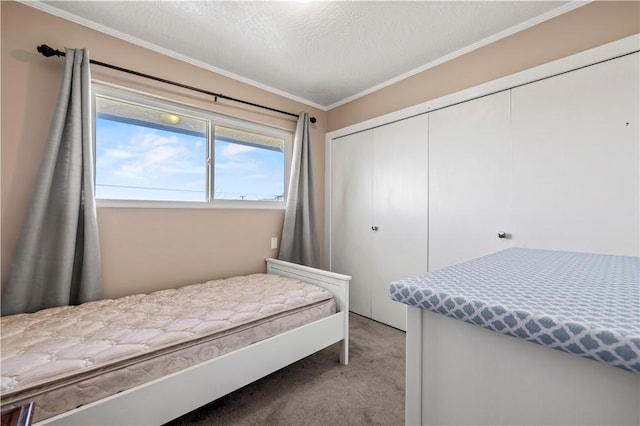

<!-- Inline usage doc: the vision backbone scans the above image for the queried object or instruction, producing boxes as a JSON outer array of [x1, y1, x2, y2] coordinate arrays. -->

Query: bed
[[390, 248, 639, 425], [1, 258, 351, 426]]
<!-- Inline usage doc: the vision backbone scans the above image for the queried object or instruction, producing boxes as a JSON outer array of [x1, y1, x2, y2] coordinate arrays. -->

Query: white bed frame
[[35, 259, 351, 426]]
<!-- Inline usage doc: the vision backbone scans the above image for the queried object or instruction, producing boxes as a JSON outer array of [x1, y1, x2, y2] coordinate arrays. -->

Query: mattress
[[1, 273, 336, 422], [390, 248, 640, 373]]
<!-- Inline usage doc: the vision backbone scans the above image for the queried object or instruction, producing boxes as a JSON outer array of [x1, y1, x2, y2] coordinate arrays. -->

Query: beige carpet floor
[[165, 313, 406, 426]]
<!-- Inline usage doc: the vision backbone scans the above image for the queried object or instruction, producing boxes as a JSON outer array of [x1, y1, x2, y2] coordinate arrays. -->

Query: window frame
[[92, 83, 292, 210]]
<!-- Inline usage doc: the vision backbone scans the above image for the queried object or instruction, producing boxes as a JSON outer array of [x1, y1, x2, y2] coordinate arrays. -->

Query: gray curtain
[[2, 48, 102, 316], [278, 112, 320, 268]]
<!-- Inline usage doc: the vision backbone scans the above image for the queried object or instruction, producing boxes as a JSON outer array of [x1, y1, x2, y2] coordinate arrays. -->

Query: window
[[213, 126, 285, 201], [93, 85, 290, 207], [95, 96, 209, 202]]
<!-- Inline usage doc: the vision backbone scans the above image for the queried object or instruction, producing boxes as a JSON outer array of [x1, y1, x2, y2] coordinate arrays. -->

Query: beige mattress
[[0, 273, 335, 422]]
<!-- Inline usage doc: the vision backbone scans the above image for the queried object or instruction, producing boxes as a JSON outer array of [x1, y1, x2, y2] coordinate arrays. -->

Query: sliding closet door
[[330, 130, 373, 317], [428, 91, 512, 271], [371, 115, 428, 331], [511, 53, 639, 256]]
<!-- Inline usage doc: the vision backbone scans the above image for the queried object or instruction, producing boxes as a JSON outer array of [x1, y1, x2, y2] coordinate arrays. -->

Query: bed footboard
[[266, 258, 351, 365]]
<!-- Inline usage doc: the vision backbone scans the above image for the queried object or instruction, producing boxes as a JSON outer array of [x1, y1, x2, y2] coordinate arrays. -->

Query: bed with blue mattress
[[391, 248, 639, 425]]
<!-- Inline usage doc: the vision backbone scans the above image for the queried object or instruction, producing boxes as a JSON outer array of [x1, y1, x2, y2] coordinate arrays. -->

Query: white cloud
[[102, 130, 206, 183], [220, 143, 256, 157], [104, 148, 135, 159], [214, 160, 256, 172], [146, 143, 182, 164]]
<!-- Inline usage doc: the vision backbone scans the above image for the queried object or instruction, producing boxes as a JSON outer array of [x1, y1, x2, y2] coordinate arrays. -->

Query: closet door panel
[[428, 91, 512, 271], [371, 115, 429, 331], [330, 131, 373, 317], [511, 53, 639, 256]]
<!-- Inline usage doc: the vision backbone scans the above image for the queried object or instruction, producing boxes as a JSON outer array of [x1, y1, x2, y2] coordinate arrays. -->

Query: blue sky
[[95, 118, 285, 202]]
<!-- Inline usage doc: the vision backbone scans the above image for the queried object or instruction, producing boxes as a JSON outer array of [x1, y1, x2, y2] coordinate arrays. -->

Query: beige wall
[[2, 1, 639, 300], [1, 1, 327, 299], [327, 1, 640, 132]]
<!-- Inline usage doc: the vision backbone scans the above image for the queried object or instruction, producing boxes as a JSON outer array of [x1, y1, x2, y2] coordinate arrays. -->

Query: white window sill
[[96, 198, 286, 210]]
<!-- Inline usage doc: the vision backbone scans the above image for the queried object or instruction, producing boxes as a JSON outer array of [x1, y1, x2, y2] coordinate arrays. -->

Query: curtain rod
[[37, 44, 317, 124]]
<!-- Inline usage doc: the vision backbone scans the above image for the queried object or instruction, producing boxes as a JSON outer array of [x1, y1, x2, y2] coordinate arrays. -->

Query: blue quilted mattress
[[389, 248, 640, 373]]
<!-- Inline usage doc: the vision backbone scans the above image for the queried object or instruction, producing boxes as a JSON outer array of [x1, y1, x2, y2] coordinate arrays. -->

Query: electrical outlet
[[271, 237, 278, 249]]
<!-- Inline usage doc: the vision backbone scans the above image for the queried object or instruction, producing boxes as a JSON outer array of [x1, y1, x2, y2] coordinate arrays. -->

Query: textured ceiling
[[35, 1, 577, 109]]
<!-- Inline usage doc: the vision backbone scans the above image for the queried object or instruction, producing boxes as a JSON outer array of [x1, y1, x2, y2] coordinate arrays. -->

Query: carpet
[[165, 313, 406, 425]]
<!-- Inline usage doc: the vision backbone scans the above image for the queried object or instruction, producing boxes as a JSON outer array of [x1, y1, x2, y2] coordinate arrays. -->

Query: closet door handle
[[498, 232, 511, 239], [371, 226, 379, 231]]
